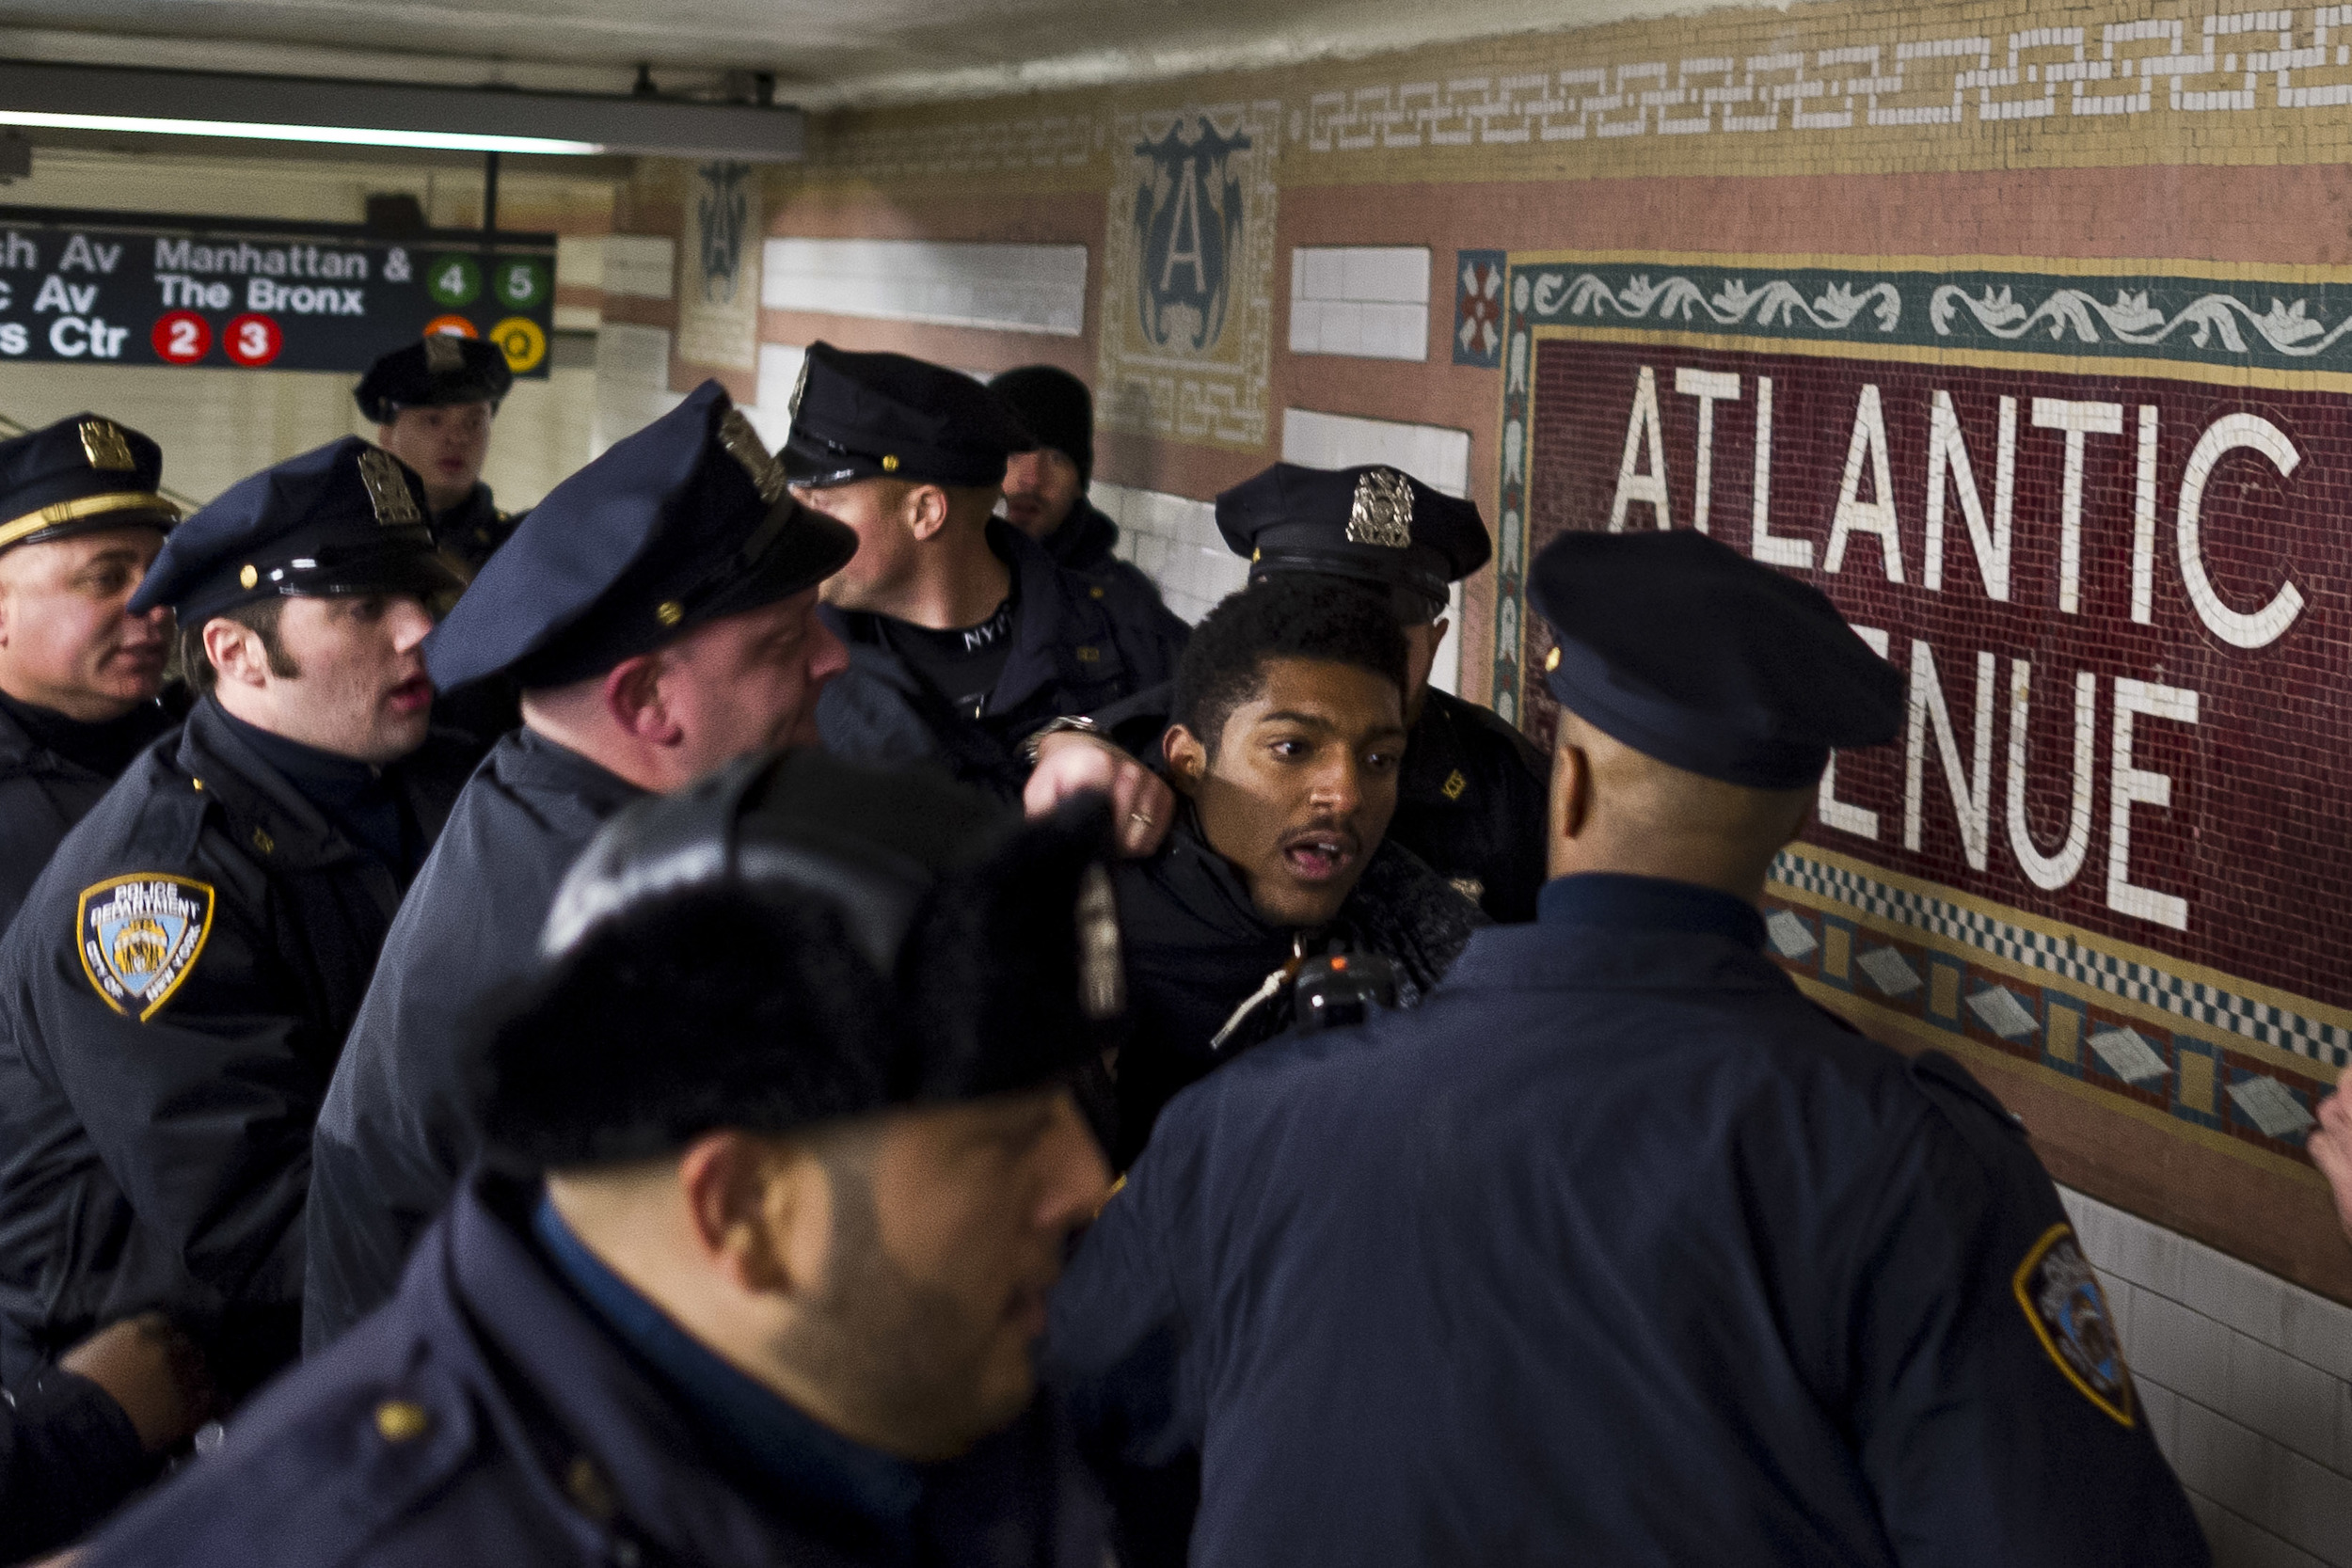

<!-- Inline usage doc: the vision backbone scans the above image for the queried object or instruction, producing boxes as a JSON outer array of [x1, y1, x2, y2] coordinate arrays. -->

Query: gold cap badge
[[357, 448, 422, 528], [716, 406, 787, 505], [79, 420, 135, 472], [1346, 467, 1414, 549]]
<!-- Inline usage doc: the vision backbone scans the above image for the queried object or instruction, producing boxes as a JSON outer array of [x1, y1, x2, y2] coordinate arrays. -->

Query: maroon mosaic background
[[1526, 337, 2352, 1010]]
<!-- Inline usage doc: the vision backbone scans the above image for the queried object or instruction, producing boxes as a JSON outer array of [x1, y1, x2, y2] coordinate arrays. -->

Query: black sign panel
[[0, 206, 558, 376]]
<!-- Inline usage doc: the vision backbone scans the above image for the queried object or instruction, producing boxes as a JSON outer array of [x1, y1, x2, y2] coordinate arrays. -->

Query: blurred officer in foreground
[[87, 749, 1120, 1568], [307, 381, 1168, 1352], [787, 342, 1187, 801], [1095, 464, 1547, 923], [1, 1311, 215, 1560], [0, 416, 184, 934], [1050, 529, 2209, 1567], [1109, 577, 1484, 1164], [356, 333, 521, 575], [988, 364, 1171, 614], [0, 439, 470, 1404]]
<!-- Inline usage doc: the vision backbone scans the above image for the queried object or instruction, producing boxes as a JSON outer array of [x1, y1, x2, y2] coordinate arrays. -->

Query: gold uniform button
[[251, 827, 275, 855], [191, 778, 203, 792], [654, 600, 684, 628], [374, 1400, 430, 1443], [566, 1454, 617, 1522], [881, 453, 899, 472], [238, 564, 259, 590], [1544, 646, 1561, 672], [1089, 585, 1105, 599]]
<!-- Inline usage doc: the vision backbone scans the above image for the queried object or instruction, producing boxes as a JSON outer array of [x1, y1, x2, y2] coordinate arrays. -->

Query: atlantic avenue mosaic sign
[[1499, 251, 2352, 1176], [0, 206, 558, 375]]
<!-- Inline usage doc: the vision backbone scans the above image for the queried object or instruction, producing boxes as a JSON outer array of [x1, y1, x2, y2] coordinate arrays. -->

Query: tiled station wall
[[592, 2, 2352, 1556]]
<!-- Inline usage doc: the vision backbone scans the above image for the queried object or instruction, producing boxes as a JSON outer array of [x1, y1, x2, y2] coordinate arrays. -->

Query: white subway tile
[[2222, 1329, 2343, 1470], [2282, 1289, 2352, 1386], [2141, 1375, 2184, 1465], [2175, 1401, 2276, 1528], [2131, 1295, 2235, 1411], [1299, 248, 1345, 301], [2268, 1445, 2352, 1565], [1287, 305, 1322, 356], [2185, 1243, 2295, 1353], [2188, 1491, 2330, 1568]]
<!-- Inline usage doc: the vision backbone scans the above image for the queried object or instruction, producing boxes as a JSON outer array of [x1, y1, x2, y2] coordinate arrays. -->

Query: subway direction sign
[[0, 206, 557, 375]]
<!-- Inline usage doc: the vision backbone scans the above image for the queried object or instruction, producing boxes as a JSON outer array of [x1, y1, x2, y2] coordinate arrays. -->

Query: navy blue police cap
[[1217, 463, 1489, 625], [782, 341, 1035, 489], [0, 414, 180, 557], [492, 746, 1125, 1166], [1527, 529, 1903, 789], [130, 437, 459, 624], [354, 333, 515, 424], [425, 380, 858, 691]]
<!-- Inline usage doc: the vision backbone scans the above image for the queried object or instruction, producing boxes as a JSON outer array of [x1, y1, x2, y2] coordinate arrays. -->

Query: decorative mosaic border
[[1507, 257, 2352, 375], [1772, 849, 2351, 1070], [1766, 847, 2340, 1167]]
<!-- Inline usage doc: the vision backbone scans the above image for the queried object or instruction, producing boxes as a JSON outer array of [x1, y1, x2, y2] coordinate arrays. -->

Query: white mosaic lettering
[[2107, 675, 2201, 930]]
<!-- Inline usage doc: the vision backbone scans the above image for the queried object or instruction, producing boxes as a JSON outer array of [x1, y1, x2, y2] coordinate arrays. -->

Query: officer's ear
[[676, 1129, 832, 1302], [202, 616, 275, 691], [904, 483, 951, 544], [1547, 722, 1595, 875], [1163, 723, 1208, 796], [604, 651, 683, 748]]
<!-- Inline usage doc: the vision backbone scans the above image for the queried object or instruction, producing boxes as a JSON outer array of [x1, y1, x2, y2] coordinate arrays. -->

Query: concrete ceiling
[[0, 0, 1723, 109]]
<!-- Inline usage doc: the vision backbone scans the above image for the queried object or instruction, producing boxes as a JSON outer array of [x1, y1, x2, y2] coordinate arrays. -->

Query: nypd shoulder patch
[[2013, 1221, 2136, 1427], [76, 874, 215, 1022]]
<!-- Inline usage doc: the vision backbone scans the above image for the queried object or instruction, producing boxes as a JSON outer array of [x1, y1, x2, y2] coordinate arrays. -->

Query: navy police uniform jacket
[[1047, 874, 2210, 1568], [0, 697, 471, 1395], [818, 520, 1186, 801], [305, 728, 648, 1353], [1041, 499, 1176, 618], [86, 1169, 1109, 1568], [430, 483, 523, 578], [1094, 681, 1549, 925], [0, 689, 183, 939], [1, 1359, 154, 1561]]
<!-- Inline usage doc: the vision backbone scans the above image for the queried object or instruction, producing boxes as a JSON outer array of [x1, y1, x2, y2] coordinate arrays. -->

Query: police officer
[[787, 341, 1188, 801], [0, 416, 185, 934], [85, 750, 1118, 1568], [989, 363, 1173, 614], [1048, 529, 2209, 1567], [355, 333, 520, 575], [304, 381, 858, 1352], [0, 437, 474, 1401]]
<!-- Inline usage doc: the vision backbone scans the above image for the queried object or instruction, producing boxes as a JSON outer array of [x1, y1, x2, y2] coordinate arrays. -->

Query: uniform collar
[[1041, 499, 1118, 571], [180, 696, 369, 869], [0, 685, 175, 781], [1397, 690, 1472, 806], [530, 1196, 925, 1556], [501, 724, 651, 816], [1537, 873, 1766, 950]]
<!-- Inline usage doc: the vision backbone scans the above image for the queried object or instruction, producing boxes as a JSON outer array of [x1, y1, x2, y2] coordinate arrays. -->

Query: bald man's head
[[1546, 709, 1816, 902]]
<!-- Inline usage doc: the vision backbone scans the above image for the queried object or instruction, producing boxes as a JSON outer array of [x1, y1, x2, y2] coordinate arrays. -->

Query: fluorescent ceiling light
[[0, 60, 802, 163], [0, 110, 600, 156]]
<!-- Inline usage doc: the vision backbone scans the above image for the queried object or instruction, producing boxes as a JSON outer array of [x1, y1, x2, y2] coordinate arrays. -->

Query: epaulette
[[1909, 1048, 2029, 1142]]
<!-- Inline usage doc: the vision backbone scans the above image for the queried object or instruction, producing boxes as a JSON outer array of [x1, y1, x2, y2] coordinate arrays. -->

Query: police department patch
[[2013, 1222, 2135, 1427], [76, 875, 215, 1022]]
